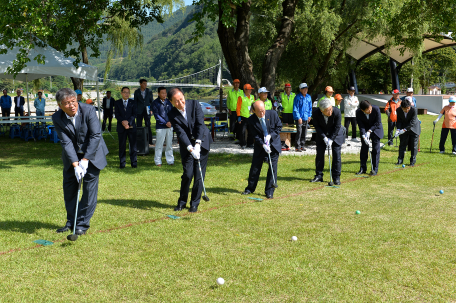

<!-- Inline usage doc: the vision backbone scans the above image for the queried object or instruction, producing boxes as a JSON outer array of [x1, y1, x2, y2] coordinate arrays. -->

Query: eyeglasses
[[61, 101, 77, 107], [121, 91, 130, 94]]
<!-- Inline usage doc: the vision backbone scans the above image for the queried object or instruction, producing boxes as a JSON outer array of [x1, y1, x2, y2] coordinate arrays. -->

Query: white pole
[[26, 73, 30, 116], [96, 70, 101, 126]]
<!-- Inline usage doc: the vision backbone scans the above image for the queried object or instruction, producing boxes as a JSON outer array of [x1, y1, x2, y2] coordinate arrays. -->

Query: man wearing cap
[[293, 83, 312, 152], [395, 97, 420, 166], [343, 86, 359, 141], [257, 87, 273, 110], [242, 101, 282, 199], [434, 96, 456, 154], [385, 89, 402, 146], [318, 86, 338, 108], [227, 79, 243, 141], [236, 84, 255, 149], [75, 89, 83, 102], [280, 83, 295, 125], [356, 100, 384, 176], [310, 98, 345, 185], [401, 88, 417, 107]]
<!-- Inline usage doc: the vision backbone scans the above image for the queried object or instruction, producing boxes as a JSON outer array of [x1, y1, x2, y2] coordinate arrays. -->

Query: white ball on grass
[[216, 277, 225, 285], [291, 236, 298, 241]]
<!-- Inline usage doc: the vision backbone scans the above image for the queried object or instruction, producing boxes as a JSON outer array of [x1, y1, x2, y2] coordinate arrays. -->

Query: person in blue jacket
[[0, 89, 12, 119], [293, 83, 313, 152]]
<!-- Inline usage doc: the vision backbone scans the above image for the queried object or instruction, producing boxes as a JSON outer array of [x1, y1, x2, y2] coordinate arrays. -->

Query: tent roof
[[346, 34, 456, 65], [0, 45, 98, 81]]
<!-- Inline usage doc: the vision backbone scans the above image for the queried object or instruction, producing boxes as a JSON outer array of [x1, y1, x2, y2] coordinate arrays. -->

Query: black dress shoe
[[56, 226, 71, 233], [410, 162, 415, 167], [75, 229, 86, 236], [131, 164, 137, 168], [247, 144, 254, 148], [174, 205, 185, 211], [295, 148, 301, 152], [356, 169, 366, 175], [189, 206, 198, 212], [395, 159, 403, 165], [369, 171, 377, 176], [310, 175, 323, 182], [266, 194, 273, 199], [241, 190, 252, 195], [120, 165, 125, 169], [333, 179, 341, 185]]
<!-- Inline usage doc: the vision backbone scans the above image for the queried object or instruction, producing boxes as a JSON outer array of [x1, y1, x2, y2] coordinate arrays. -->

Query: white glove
[[74, 166, 84, 182], [264, 135, 271, 146], [323, 137, 329, 145], [398, 129, 406, 135], [327, 139, 333, 148], [263, 144, 271, 154], [79, 159, 88, 175], [194, 143, 201, 154], [191, 150, 200, 159], [362, 135, 369, 146], [365, 131, 371, 140], [187, 145, 193, 152]]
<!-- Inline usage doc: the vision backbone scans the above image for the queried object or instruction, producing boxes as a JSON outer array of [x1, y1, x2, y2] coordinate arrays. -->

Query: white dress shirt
[[178, 107, 187, 121], [65, 111, 79, 126]]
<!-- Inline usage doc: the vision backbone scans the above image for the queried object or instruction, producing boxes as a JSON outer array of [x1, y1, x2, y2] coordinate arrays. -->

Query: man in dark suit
[[242, 101, 282, 199], [134, 79, 153, 145], [115, 87, 138, 168], [52, 88, 109, 235], [396, 97, 421, 167], [310, 98, 345, 185], [102, 91, 115, 132], [168, 87, 212, 212], [356, 100, 384, 175], [14, 89, 25, 118]]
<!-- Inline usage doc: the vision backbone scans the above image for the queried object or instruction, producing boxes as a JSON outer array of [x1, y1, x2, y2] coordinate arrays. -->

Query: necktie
[[124, 100, 127, 110], [260, 118, 268, 136]]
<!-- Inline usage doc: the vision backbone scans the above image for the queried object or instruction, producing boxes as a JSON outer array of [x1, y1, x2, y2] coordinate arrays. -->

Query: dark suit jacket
[[14, 96, 25, 108], [102, 97, 115, 114], [312, 106, 345, 145], [115, 98, 137, 133], [133, 88, 153, 113], [397, 106, 421, 135], [168, 99, 212, 156], [52, 103, 109, 171], [247, 110, 282, 153], [356, 105, 384, 139]]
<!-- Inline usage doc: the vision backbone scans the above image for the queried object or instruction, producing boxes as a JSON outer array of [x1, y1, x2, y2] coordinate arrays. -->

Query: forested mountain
[[103, 6, 222, 82]]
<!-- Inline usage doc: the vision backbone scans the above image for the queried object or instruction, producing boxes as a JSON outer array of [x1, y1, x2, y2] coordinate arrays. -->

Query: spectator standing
[[75, 90, 83, 102], [152, 87, 175, 166], [236, 84, 255, 149], [134, 79, 154, 146], [385, 89, 402, 146], [115, 87, 137, 169], [318, 86, 337, 108], [293, 83, 312, 152], [280, 83, 295, 125], [433, 95, 456, 154], [401, 87, 417, 107], [343, 86, 359, 140], [14, 89, 25, 118], [227, 79, 243, 141], [102, 91, 115, 132], [0, 89, 12, 118], [257, 87, 273, 110], [34, 91, 46, 117]]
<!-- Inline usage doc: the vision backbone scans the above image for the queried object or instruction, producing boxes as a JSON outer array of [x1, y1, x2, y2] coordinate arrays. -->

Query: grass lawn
[[0, 114, 456, 302]]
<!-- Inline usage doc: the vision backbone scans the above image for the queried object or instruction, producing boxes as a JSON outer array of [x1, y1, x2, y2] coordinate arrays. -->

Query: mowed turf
[[0, 114, 455, 302]]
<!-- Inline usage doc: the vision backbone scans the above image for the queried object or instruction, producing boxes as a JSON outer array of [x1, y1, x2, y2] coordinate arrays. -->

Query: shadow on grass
[[0, 220, 61, 234], [98, 199, 173, 210]]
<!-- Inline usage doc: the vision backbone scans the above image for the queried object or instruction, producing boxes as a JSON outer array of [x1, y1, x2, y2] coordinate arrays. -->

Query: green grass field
[[1, 114, 456, 302]]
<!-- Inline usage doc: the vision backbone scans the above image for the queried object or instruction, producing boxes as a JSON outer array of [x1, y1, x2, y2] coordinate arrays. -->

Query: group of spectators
[[0, 89, 46, 118]]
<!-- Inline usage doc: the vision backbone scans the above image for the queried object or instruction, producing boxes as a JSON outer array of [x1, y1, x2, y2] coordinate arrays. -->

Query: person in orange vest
[[236, 84, 255, 149], [384, 89, 402, 146]]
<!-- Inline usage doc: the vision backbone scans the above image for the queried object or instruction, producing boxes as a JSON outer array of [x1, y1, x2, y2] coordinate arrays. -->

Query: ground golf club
[[67, 179, 82, 242], [268, 152, 278, 188], [198, 159, 210, 202]]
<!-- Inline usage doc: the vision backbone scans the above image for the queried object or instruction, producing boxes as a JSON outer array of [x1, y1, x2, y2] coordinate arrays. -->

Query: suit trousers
[[238, 116, 253, 147], [387, 121, 397, 143], [344, 117, 357, 139], [118, 128, 138, 167], [398, 131, 419, 164], [15, 107, 23, 119], [295, 121, 308, 149], [62, 162, 100, 231], [136, 108, 153, 144], [315, 142, 342, 179], [360, 136, 381, 173], [1, 108, 10, 118], [439, 128, 456, 153], [102, 110, 113, 131], [229, 111, 238, 134], [178, 148, 209, 208], [154, 128, 174, 165], [245, 149, 279, 196]]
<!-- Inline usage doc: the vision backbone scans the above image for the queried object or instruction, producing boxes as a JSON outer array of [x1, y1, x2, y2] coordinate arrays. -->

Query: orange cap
[[86, 99, 93, 104], [334, 94, 342, 101], [284, 83, 291, 88], [243, 84, 253, 90], [233, 79, 240, 83], [325, 86, 334, 93]]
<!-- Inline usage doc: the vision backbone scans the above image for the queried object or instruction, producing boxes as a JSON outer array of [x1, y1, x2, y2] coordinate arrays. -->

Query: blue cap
[[75, 89, 82, 95]]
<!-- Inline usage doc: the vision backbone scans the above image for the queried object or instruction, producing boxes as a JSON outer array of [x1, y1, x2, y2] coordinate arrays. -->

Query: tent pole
[[26, 73, 30, 116], [96, 70, 101, 126]]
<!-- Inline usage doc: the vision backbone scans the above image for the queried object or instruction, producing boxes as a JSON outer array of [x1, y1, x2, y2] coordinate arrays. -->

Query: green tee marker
[[355, 210, 361, 215], [33, 240, 53, 246]]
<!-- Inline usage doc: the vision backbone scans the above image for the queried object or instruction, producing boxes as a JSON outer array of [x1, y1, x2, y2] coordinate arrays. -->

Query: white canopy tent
[[0, 44, 100, 120]]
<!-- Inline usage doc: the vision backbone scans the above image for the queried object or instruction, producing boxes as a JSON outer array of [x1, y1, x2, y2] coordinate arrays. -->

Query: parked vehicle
[[199, 102, 217, 119], [209, 98, 228, 113]]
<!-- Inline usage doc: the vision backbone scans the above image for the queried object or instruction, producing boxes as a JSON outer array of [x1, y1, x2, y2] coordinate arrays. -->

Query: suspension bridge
[[85, 60, 232, 88]]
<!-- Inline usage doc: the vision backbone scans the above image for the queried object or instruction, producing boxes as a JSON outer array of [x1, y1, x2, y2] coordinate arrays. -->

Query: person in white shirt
[[343, 86, 359, 141]]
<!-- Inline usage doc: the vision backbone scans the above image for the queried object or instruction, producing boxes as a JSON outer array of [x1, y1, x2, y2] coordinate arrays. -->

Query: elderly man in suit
[[14, 89, 25, 118], [102, 91, 115, 132], [396, 97, 421, 167], [241, 101, 282, 199], [168, 87, 212, 213], [116, 87, 138, 169], [356, 100, 384, 176], [310, 98, 345, 185], [134, 79, 154, 145], [52, 88, 109, 235]]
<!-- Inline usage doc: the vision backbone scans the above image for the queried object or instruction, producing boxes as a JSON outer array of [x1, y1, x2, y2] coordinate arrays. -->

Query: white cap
[[258, 87, 269, 93], [299, 83, 308, 89], [449, 96, 456, 103], [407, 87, 413, 93], [405, 96, 413, 102]]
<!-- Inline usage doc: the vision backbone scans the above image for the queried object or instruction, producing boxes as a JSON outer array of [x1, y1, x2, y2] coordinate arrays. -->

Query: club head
[[248, 197, 264, 201], [273, 183, 278, 188], [202, 195, 210, 202], [328, 182, 334, 186], [167, 215, 180, 220], [67, 234, 78, 241]]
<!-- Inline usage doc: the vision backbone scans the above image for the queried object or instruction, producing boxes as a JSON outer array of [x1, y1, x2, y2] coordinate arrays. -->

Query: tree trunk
[[261, 0, 298, 97], [70, 46, 89, 91]]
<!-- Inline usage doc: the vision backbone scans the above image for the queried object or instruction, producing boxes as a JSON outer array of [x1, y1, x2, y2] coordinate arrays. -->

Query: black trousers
[[62, 162, 100, 231], [282, 113, 294, 124], [295, 121, 308, 149], [360, 135, 381, 173], [245, 148, 279, 196], [439, 128, 456, 153], [398, 131, 419, 164], [118, 128, 137, 167], [178, 148, 209, 208], [1, 108, 10, 118], [15, 107, 23, 119], [238, 116, 253, 147], [136, 107, 153, 144], [315, 142, 342, 179], [344, 117, 357, 139], [387, 121, 397, 143], [229, 111, 238, 134], [102, 110, 113, 131]]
